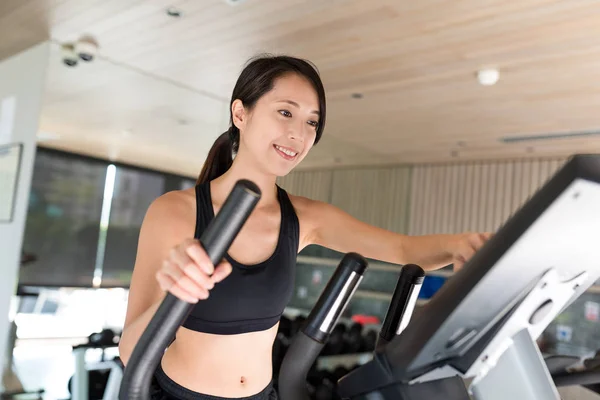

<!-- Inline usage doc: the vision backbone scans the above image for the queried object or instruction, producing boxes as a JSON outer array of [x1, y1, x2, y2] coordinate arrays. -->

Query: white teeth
[[276, 145, 297, 157]]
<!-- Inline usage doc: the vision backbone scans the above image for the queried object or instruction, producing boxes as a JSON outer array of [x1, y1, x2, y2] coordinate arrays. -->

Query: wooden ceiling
[[2, 0, 600, 176]]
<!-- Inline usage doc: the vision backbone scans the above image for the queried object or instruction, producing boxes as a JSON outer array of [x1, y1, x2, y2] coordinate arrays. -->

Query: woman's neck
[[211, 158, 278, 208]]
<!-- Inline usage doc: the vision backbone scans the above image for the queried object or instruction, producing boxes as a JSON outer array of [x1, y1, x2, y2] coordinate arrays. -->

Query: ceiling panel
[[1, 0, 600, 174]]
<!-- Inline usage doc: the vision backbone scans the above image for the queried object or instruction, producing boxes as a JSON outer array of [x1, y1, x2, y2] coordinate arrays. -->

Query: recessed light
[[166, 7, 183, 17], [477, 68, 499, 86], [351, 93, 363, 99]]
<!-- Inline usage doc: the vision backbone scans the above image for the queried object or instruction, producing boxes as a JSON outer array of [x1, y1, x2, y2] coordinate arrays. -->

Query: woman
[[118, 55, 490, 400]]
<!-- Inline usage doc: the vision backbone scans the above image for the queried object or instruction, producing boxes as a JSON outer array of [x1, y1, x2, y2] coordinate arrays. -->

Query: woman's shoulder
[[286, 193, 334, 248], [144, 187, 197, 230], [287, 192, 311, 213], [132, 187, 199, 262], [287, 193, 327, 213], [286, 193, 332, 228]]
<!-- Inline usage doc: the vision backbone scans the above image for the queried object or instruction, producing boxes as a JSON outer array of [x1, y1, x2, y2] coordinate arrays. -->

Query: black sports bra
[[181, 181, 300, 335]]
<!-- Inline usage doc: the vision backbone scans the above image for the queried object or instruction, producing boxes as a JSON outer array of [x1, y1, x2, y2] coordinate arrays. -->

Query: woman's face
[[233, 73, 321, 177]]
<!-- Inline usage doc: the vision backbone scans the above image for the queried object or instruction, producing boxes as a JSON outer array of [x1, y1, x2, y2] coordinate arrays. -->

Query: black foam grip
[[303, 253, 368, 343], [279, 253, 368, 400], [378, 264, 425, 346], [118, 180, 261, 400], [278, 332, 324, 400]]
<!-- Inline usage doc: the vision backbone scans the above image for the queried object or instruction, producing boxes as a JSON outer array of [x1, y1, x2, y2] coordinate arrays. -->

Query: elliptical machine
[[278, 154, 600, 400]]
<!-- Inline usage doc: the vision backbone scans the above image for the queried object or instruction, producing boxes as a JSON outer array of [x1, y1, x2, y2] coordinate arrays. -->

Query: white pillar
[[0, 42, 50, 391]]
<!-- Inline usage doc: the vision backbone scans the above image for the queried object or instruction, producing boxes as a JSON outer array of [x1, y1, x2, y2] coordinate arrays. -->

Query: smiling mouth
[[274, 145, 298, 160]]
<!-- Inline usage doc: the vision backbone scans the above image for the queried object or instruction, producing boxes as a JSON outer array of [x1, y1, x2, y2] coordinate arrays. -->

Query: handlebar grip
[[118, 180, 261, 400], [278, 252, 368, 400], [303, 252, 368, 342], [553, 369, 600, 387], [376, 264, 424, 351]]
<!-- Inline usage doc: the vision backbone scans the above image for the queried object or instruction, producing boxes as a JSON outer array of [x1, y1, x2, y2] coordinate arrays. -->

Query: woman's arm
[[119, 191, 232, 365], [118, 192, 193, 364], [294, 196, 490, 271]]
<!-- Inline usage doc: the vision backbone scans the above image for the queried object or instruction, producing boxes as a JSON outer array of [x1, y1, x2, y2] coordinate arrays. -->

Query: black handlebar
[[278, 253, 368, 400], [336, 263, 425, 399], [553, 369, 600, 387], [118, 180, 262, 400], [376, 264, 425, 351]]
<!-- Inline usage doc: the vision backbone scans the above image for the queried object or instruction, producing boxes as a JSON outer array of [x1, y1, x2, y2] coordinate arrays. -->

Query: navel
[[240, 376, 246, 385]]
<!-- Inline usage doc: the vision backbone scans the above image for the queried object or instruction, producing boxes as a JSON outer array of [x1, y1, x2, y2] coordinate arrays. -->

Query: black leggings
[[150, 364, 279, 400]]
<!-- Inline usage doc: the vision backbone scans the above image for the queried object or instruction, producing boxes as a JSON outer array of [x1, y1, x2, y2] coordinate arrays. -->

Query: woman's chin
[[261, 152, 303, 177], [269, 162, 297, 177]]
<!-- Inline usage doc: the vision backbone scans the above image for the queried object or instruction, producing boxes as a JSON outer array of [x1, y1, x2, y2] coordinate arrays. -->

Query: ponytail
[[196, 126, 239, 184]]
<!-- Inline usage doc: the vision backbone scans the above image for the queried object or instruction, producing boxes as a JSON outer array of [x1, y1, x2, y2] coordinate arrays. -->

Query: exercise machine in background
[[69, 328, 122, 400]]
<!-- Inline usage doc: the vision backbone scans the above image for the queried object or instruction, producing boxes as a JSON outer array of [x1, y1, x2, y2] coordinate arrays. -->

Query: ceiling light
[[477, 68, 500, 86]]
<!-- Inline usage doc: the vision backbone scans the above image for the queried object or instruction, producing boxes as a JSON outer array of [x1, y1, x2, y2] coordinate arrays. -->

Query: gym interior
[[2, 1, 600, 399]]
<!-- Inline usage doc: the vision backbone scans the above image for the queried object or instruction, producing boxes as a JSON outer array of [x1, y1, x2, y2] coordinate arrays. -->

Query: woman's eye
[[279, 110, 292, 117], [308, 120, 319, 128]]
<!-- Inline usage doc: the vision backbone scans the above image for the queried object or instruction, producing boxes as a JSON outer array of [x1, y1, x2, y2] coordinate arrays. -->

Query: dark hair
[[196, 54, 327, 184]]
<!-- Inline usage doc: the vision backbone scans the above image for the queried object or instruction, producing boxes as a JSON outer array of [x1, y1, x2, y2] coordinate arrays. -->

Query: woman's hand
[[156, 238, 232, 303], [450, 232, 493, 271]]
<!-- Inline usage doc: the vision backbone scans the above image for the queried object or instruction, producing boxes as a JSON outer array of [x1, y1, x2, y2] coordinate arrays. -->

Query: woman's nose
[[288, 121, 305, 142]]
